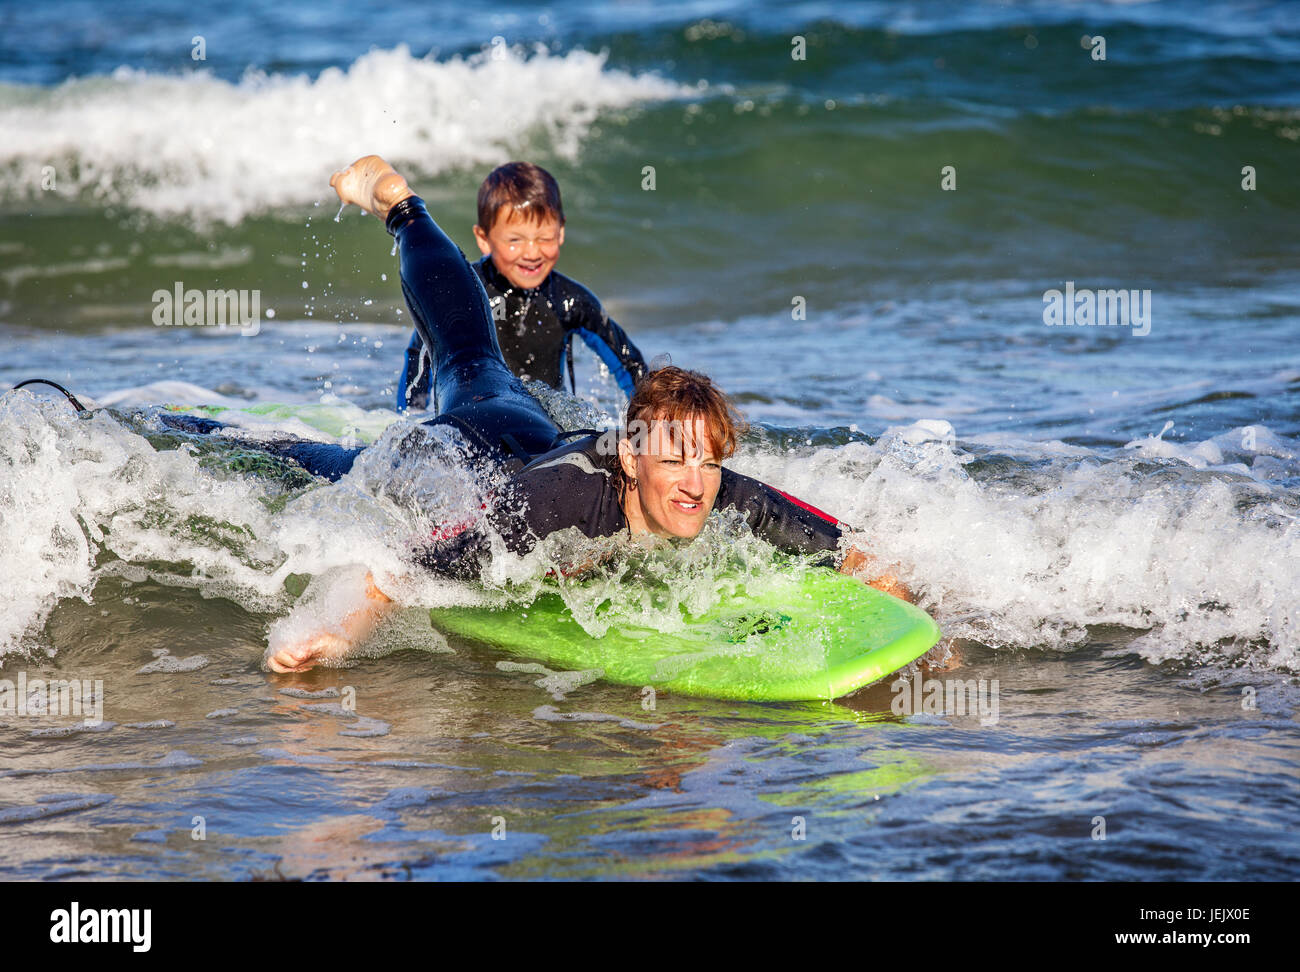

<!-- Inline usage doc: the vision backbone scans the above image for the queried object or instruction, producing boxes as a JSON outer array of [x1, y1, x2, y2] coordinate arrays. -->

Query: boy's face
[[472, 206, 564, 290]]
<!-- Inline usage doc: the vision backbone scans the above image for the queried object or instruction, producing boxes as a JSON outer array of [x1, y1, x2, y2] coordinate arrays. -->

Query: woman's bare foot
[[329, 155, 414, 221]]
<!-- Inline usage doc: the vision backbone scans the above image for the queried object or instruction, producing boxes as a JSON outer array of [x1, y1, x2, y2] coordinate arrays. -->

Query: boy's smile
[[474, 206, 565, 290]]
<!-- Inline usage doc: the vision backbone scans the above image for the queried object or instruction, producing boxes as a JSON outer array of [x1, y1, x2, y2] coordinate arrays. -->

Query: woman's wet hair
[[621, 365, 746, 465], [477, 161, 565, 230]]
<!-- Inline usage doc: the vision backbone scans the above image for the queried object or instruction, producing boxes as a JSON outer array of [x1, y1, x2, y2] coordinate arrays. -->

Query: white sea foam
[[0, 44, 686, 222], [497, 660, 604, 700], [137, 653, 211, 674], [729, 419, 1300, 672], [532, 704, 659, 731], [0, 391, 457, 656], [279, 686, 340, 699], [3, 387, 1298, 677]]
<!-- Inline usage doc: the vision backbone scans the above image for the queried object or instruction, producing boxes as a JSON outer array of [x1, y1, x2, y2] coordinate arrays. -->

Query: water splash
[[0, 45, 687, 222]]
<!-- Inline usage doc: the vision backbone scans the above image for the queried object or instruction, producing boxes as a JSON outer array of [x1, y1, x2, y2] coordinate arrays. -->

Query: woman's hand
[[266, 630, 353, 674], [265, 573, 394, 674], [839, 548, 915, 603]]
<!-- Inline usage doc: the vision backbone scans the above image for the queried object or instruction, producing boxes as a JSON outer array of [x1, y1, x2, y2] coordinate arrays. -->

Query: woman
[[265, 157, 908, 673]]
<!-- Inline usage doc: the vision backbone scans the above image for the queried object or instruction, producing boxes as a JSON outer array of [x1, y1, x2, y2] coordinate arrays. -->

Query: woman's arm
[[265, 572, 394, 673], [711, 468, 918, 603], [839, 548, 915, 603], [716, 469, 916, 601]]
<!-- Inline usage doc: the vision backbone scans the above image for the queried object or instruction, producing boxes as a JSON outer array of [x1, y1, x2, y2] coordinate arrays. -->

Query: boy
[[397, 161, 647, 411]]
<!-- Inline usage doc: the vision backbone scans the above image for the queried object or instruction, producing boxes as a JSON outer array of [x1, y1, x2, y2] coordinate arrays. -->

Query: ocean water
[[1, 0, 1298, 881]]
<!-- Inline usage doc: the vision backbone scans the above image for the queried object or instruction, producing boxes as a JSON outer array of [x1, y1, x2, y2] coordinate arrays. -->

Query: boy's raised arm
[[563, 281, 648, 394]]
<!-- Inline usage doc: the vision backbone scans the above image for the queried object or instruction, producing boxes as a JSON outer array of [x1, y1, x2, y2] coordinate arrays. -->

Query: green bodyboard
[[431, 570, 942, 701], [164, 403, 398, 442]]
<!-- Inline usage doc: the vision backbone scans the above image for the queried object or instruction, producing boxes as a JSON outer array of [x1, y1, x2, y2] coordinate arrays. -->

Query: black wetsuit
[[416, 434, 848, 579], [230, 197, 560, 479], [179, 197, 847, 577], [398, 255, 647, 411]]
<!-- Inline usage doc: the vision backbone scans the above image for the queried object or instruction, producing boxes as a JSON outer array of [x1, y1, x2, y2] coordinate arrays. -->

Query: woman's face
[[617, 415, 723, 539]]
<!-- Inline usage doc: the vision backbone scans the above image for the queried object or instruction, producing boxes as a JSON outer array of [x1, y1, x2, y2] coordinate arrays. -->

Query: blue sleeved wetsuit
[[397, 254, 647, 411]]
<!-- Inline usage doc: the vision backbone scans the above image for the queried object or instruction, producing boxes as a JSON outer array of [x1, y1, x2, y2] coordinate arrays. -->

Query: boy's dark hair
[[477, 161, 565, 230]]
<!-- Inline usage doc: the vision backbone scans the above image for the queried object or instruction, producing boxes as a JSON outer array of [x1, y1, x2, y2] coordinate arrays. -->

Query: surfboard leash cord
[[12, 378, 88, 412]]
